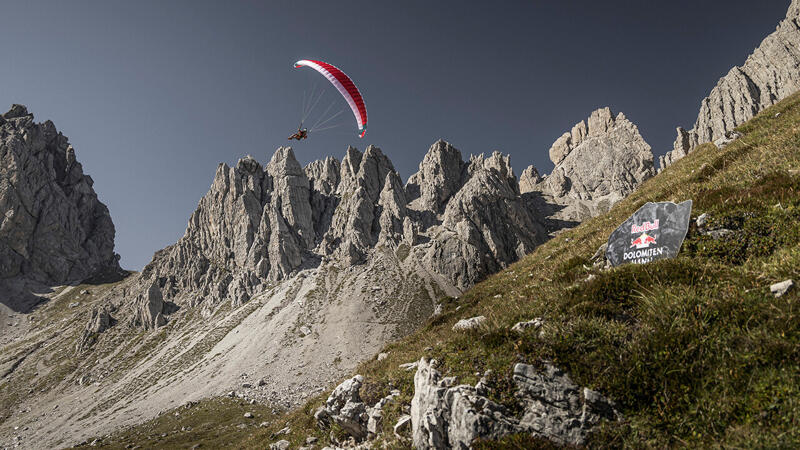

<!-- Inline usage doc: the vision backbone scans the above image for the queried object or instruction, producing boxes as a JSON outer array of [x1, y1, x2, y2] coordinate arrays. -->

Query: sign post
[[605, 200, 692, 267]]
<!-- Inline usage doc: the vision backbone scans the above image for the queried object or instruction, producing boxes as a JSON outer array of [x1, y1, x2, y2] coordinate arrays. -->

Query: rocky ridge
[[0, 105, 119, 287], [661, 0, 800, 168], [131, 140, 550, 319]]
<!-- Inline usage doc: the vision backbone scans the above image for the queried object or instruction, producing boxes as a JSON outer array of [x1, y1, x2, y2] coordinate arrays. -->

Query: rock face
[[411, 358, 619, 449], [76, 305, 115, 352], [129, 281, 166, 330], [130, 141, 550, 317], [410, 145, 548, 289], [661, 0, 800, 169], [0, 105, 119, 284], [522, 107, 655, 222]]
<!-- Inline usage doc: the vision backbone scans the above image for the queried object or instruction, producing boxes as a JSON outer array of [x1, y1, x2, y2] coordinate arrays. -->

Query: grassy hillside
[[87, 93, 800, 449]]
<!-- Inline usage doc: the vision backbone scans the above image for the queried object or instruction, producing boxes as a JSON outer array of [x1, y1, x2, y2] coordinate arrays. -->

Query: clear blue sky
[[0, 0, 790, 270]]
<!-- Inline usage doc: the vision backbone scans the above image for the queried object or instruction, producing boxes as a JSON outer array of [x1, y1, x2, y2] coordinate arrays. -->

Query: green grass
[[75, 397, 279, 449], [89, 92, 800, 448]]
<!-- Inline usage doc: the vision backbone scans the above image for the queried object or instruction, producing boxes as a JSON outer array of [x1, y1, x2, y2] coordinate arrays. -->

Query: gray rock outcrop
[[0, 105, 119, 284], [76, 305, 115, 351], [412, 147, 548, 289], [411, 358, 619, 449], [522, 107, 655, 222], [315, 375, 369, 440], [86, 306, 113, 334], [129, 281, 166, 329], [315, 374, 402, 442], [452, 316, 487, 331], [662, 0, 800, 169]]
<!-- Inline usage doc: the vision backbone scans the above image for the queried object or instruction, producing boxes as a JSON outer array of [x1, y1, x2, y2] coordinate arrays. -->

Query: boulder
[[130, 281, 166, 329], [315, 375, 369, 440]]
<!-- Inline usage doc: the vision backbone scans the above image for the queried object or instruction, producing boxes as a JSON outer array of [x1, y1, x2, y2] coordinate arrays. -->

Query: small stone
[[305, 436, 318, 444], [377, 352, 388, 361], [258, 378, 267, 387], [242, 383, 252, 388], [244, 412, 254, 418], [394, 414, 412, 440], [299, 325, 312, 337], [591, 242, 608, 262], [80, 289, 90, 295], [706, 228, 733, 239], [399, 362, 419, 371], [696, 213, 708, 228], [770, 280, 794, 297], [68, 302, 80, 308], [452, 315, 487, 331], [270, 440, 290, 450], [511, 318, 544, 334]]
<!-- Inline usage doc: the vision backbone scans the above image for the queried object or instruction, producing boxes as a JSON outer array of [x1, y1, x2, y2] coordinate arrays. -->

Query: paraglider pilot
[[288, 127, 309, 141]]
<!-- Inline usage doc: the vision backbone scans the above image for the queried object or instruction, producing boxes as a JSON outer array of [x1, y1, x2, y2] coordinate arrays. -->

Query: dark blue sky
[[0, 0, 790, 270]]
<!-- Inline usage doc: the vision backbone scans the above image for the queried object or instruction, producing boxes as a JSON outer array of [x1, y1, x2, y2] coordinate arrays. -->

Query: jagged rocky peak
[[662, 0, 800, 168], [406, 139, 466, 213], [320, 144, 398, 264], [128, 140, 556, 323], [466, 150, 517, 190], [548, 107, 616, 165], [519, 165, 542, 193], [377, 171, 408, 246], [523, 107, 655, 214], [305, 156, 341, 238], [0, 104, 120, 285], [405, 142, 547, 289], [305, 155, 340, 195], [267, 147, 315, 249]]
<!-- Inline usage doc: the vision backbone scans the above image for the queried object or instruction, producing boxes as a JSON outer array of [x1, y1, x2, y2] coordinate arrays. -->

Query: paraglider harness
[[288, 127, 309, 141]]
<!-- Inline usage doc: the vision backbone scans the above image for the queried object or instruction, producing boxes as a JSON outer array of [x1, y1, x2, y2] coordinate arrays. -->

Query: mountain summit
[[0, 105, 119, 292], [662, 0, 800, 167]]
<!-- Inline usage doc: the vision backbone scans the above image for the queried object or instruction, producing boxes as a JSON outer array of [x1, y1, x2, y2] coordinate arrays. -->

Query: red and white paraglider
[[290, 59, 368, 140]]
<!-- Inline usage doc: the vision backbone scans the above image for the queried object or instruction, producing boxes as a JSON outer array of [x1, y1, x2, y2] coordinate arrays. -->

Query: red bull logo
[[631, 219, 659, 234], [630, 232, 656, 249]]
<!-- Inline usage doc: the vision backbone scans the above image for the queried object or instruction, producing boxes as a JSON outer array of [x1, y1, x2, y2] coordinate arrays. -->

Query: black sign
[[605, 200, 692, 267]]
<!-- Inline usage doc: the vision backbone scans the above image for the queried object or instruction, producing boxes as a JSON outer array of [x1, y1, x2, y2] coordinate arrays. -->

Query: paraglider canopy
[[294, 59, 368, 138]]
